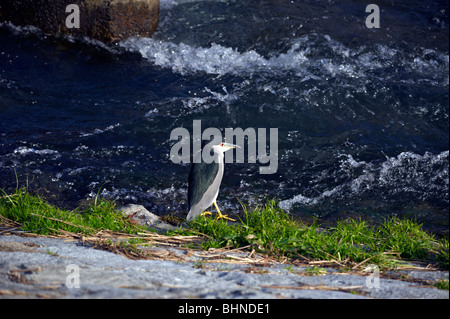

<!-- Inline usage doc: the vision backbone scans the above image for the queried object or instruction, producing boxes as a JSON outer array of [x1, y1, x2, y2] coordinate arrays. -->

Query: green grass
[[178, 200, 449, 270], [434, 279, 449, 290], [304, 266, 328, 276], [1, 188, 448, 271], [0, 188, 145, 236]]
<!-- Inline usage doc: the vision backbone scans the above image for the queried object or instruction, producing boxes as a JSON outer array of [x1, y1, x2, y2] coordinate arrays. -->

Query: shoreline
[[0, 233, 448, 299], [1, 189, 448, 299]]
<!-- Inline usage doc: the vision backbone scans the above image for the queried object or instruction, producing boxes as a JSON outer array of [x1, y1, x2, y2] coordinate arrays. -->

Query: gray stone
[[120, 204, 177, 232], [0, 234, 448, 299]]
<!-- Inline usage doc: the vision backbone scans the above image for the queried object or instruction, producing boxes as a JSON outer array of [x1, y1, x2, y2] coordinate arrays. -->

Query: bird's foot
[[200, 211, 212, 217], [215, 211, 236, 222]]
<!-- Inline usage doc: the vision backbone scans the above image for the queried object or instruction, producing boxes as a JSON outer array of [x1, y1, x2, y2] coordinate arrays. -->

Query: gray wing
[[188, 160, 219, 211]]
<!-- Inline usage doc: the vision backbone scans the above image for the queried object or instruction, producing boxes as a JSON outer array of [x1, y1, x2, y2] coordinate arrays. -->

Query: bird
[[187, 141, 236, 221]]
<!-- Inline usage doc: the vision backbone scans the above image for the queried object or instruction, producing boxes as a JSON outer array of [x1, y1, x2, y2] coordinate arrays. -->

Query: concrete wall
[[0, 0, 159, 42]]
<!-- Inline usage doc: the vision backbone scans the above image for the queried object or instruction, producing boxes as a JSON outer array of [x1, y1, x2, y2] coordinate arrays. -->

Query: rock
[[120, 204, 177, 232], [0, 0, 159, 42], [0, 241, 40, 253], [0, 234, 449, 299]]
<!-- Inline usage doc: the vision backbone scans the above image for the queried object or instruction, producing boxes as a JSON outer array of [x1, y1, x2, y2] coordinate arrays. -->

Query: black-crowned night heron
[[187, 142, 236, 221]]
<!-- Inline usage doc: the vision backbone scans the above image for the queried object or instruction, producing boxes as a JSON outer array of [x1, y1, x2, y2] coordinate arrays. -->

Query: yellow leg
[[213, 201, 235, 222], [200, 211, 212, 217]]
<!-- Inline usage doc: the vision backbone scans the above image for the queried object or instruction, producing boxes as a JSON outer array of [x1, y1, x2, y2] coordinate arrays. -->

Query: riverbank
[[1, 189, 448, 270], [0, 233, 448, 299], [1, 188, 449, 299]]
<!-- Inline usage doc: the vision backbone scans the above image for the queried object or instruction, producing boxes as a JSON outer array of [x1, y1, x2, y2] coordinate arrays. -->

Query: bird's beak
[[223, 143, 237, 149]]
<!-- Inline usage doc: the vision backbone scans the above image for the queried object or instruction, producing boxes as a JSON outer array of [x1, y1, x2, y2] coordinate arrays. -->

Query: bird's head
[[212, 142, 237, 154]]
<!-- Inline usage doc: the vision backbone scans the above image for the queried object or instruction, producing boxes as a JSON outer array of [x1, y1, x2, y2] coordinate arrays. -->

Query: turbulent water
[[0, 0, 448, 233]]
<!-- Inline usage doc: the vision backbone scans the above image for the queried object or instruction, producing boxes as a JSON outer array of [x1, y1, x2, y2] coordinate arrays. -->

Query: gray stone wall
[[0, 0, 159, 42]]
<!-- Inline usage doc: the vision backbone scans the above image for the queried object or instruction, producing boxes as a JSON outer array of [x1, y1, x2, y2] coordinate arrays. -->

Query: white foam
[[278, 189, 340, 210], [121, 35, 372, 79], [119, 34, 449, 85], [279, 150, 449, 211], [13, 146, 59, 156], [0, 21, 42, 36], [160, 0, 230, 9], [120, 38, 272, 76], [79, 123, 120, 137]]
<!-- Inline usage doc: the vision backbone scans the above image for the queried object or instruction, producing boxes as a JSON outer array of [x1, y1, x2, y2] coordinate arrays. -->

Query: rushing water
[[0, 0, 448, 234]]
